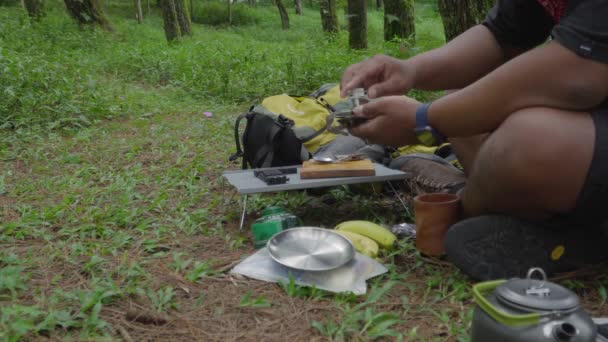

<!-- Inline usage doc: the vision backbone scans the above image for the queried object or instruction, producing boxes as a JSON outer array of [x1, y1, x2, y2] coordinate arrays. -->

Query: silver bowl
[[267, 227, 355, 272]]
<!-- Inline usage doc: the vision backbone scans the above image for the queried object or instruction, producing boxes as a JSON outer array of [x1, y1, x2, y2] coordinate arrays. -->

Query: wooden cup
[[414, 193, 461, 256]]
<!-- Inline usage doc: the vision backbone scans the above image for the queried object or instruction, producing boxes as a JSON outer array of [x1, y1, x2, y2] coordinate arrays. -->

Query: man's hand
[[340, 55, 416, 98], [348, 96, 420, 147]]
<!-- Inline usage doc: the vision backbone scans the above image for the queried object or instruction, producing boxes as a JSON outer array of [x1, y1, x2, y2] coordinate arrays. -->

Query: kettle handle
[[473, 280, 541, 328]]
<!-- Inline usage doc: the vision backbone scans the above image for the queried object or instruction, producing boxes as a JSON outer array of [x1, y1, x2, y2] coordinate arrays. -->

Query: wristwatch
[[414, 103, 445, 147]]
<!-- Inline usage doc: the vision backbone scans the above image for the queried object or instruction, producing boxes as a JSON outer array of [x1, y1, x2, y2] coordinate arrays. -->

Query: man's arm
[[428, 41, 608, 138], [407, 25, 523, 91]]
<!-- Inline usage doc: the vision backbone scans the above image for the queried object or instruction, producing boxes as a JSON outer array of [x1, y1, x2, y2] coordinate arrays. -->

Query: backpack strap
[[297, 97, 337, 143], [229, 112, 248, 167]]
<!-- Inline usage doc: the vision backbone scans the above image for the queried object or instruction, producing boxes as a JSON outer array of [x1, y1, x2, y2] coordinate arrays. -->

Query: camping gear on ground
[[592, 318, 608, 341], [300, 159, 376, 179], [253, 168, 297, 185], [267, 227, 355, 271], [471, 268, 597, 341], [250, 207, 301, 249], [413, 193, 460, 256], [230, 245, 387, 295], [222, 164, 409, 230], [390, 222, 417, 239], [229, 84, 352, 169]]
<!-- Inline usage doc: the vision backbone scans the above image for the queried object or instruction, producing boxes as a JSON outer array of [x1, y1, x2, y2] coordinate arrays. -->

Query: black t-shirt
[[483, 0, 608, 64]]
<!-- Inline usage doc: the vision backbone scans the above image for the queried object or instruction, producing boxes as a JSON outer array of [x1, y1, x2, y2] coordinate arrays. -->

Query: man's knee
[[480, 109, 555, 184], [471, 107, 593, 212]]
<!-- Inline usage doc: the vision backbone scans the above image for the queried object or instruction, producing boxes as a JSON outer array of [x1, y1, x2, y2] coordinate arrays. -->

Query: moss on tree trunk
[[276, 0, 289, 30], [319, 0, 338, 33], [174, 0, 191, 35], [228, 0, 232, 24], [134, 0, 143, 23], [294, 0, 301, 15], [347, 0, 367, 49], [24, 0, 44, 20], [161, 0, 181, 41], [64, 0, 112, 31], [383, 0, 414, 41], [438, 0, 492, 41]]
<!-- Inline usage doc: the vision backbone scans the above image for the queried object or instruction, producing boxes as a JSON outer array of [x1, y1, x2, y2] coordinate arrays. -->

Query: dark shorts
[[571, 104, 608, 225]]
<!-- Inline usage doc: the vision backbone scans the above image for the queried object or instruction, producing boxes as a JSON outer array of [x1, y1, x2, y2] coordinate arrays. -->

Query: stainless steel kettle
[[471, 268, 597, 342]]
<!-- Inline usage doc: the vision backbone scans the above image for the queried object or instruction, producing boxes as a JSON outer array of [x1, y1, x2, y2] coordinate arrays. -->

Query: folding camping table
[[222, 164, 410, 230]]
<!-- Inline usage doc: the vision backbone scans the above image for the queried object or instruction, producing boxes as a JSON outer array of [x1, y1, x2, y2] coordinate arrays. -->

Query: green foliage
[[192, 2, 259, 26], [311, 281, 402, 340], [139, 286, 178, 312], [0, 0, 18, 6], [278, 275, 331, 300], [185, 260, 218, 281], [0, 1, 445, 138], [0, 266, 27, 298], [0, 1, 484, 341], [239, 290, 272, 308]]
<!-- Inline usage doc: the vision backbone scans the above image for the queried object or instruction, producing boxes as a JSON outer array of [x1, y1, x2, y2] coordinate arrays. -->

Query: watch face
[[417, 130, 436, 146]]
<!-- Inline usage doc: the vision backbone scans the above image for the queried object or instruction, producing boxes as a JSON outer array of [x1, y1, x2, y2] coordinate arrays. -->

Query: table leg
[[387, 181, 411, 217], [239, 194, 248, 230]]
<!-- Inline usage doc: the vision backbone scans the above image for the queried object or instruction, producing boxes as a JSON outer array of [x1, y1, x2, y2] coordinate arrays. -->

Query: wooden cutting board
[[300, 159, 376, 179]]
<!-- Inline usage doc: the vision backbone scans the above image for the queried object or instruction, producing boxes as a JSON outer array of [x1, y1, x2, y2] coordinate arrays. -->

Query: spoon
[[312, 153, 366, 163], [312, 154, 337, 163]]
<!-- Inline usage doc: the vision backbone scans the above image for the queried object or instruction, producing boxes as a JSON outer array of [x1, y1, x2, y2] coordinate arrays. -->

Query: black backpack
[[229, 108, 310, 169]]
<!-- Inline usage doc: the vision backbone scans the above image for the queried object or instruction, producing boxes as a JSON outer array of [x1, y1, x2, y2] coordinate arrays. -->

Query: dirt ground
[[3, 112, 608, 341]]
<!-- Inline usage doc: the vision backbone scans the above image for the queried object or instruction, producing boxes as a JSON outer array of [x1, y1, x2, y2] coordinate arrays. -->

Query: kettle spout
[[554, 322, 577, 341]]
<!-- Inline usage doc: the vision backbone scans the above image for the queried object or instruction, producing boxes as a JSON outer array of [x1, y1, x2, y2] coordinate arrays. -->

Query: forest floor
[[4, 100, 608, 341], [2, 1, 608, 341]]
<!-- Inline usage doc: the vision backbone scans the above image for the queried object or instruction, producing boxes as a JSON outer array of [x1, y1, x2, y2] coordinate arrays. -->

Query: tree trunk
[[294, 0, 301, 14], [384, 0, 414, 41], [20, 0, 25, 9], [347, 0, 367, 49], [134, 0, 143, 23], [475, 0, 493, 21], [64, 0, 112, 31], [276, 0, 289, 30], [174, 0, 191, 35], [160, 0, 181, 41], [24, 0, 44, 20], [376, 0, 383, 9], [319, 0, 338, 33], [437, 0, 492, 41], [247, 0, 255, 6], [228, 0, 232, 25], [147, 0, 151, 15], [189, 0, 193, 21]]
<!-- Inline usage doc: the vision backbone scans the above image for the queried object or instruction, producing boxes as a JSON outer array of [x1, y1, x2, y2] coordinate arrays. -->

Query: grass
[[1, 0, 608, 341]]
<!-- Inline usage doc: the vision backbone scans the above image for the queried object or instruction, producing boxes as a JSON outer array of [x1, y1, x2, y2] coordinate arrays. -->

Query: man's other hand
[[340, 55, 415, 98], [349, 96, 420, 147]]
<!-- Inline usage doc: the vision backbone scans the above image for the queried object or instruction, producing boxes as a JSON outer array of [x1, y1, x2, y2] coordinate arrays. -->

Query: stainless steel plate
[[267, 227, 355, 272]]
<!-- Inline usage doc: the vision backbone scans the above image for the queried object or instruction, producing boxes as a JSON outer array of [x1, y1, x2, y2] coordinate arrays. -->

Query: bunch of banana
[[334, 220, 397, 258]]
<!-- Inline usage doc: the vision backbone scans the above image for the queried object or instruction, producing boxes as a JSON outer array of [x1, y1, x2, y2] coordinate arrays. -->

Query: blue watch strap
[[415, 103, 432, 130], [415, 103, 445, 145]]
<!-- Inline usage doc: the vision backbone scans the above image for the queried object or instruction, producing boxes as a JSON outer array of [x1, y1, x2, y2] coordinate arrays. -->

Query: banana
[[335, 230, 379, 258], [335, 220, 396, 249]]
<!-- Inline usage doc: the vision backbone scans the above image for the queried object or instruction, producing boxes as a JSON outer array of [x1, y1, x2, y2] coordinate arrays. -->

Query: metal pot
[[471, 268, 597, 342]]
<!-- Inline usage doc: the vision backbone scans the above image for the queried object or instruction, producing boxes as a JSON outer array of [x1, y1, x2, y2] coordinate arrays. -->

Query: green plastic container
[[251, 207, 301, 249]]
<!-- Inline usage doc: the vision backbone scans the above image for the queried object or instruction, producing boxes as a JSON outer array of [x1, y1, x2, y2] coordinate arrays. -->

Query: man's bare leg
[[458, 107, 594, 219], [449, 134, 488, 175]]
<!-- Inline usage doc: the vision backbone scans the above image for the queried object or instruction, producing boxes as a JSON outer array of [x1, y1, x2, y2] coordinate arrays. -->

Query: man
[[340, 0, 608, 280]]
